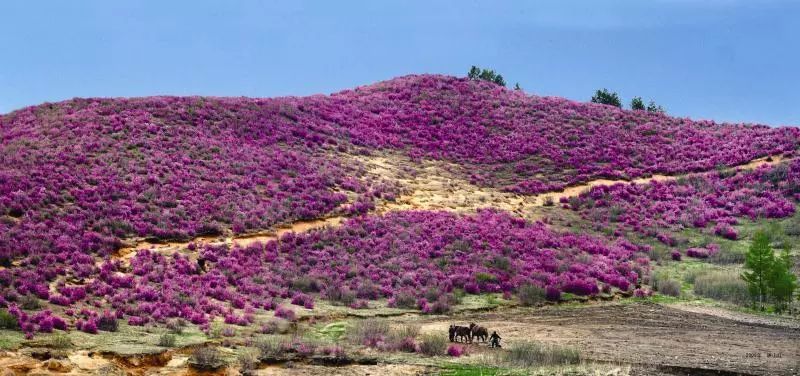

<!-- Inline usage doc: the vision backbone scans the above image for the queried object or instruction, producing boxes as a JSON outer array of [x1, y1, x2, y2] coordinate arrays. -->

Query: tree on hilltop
[[467, 65, 506, 87], [647, 100, 666, 114], [591, 89, 622, 108], [630, 97, 645, 110]]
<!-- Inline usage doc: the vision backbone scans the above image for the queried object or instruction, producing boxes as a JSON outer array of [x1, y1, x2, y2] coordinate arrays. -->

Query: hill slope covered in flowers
[[1, 74, 798, 338]]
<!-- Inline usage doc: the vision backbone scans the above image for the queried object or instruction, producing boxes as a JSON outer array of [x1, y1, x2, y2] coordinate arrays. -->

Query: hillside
[[1, 75, 799, 375], [2, 75, 797, 256]]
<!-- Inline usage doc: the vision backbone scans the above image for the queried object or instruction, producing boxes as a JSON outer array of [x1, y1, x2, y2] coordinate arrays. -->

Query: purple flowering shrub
[[0, 96, 402, 263], [0, 210, 644, 337], [3, 75, 796, 264], [2, 74, 799, 338], [321, 75, 798, 193], [566, 161, 800, 244]]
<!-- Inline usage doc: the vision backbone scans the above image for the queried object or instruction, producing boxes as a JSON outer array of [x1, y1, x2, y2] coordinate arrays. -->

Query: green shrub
[[683, 267, 705, 284], [694, 270, 749, 305], [0, 309, 18, 329], [49, 334, 72, 349], [158, 334, 176, 347], [20, 295, 41, 310], [504, 341, 581, 366], [518, 284, 546, 306], [486, 255, 512, 272], [418, 334, 448, 356]]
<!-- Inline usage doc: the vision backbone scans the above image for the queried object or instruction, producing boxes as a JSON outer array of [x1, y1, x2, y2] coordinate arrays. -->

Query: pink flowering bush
[[0, 210, 643, 336], [566, 161, 800, 245], [686, 248, 711, 259], [2, 74, 799, 337], [0, 95, 401, 264], [447, 344, 465, 357], [323, 75, 798, 193]]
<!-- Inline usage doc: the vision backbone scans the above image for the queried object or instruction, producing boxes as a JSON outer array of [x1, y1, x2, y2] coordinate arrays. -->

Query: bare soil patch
[[403, 302, 800, 376]]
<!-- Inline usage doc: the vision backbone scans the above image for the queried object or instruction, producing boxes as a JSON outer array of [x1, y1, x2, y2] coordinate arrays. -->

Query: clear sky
[[1, 1, 798, 125]]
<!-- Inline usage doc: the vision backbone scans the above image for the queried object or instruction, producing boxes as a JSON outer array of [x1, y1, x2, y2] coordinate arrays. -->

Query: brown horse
[[449, 324, 472, 343], [469, 323, 488, 342]]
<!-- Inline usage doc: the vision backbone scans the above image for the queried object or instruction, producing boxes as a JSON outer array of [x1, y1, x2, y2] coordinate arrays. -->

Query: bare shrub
[[418, 334, 448, 356], [386, 324, 420, 351], [518, 283, 546, 306], [260, 318, 292, 335], [393, 291, 417, 309], [158, 334, 176, 347], [693, 270, 749, 305], [166, 318, 187, 334], [651, 271, 682, 297], [504, 341, 580, 366], [20, 295, 41, 310], [325, 284, 356, 306], [188, 347, 225, 370], [256, 337, 287, 358], [709, 247, 746, 264], [238, 349, 258, 375], [97, 315, 119, 332], [349, 319, 390, 346]]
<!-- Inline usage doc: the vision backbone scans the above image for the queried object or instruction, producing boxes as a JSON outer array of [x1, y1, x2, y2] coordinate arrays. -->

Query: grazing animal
[[469, 323, 488, 342], [448, 324, 456, 342], [450, 325, 472, 343]]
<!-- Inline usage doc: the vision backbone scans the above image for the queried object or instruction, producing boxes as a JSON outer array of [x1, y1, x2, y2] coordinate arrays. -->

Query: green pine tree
[[646, 100, 665, 114], [590, 89, 622, 108], [467, 66, 480, 79], [630, 97, 645, 110], [768, 245, 797, 312], [742, 231, 775, 309]]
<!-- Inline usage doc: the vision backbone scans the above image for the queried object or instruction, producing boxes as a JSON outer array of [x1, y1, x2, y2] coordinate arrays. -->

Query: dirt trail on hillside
[[405, 302, 800, 376], [363, 153, 787, 218], [114, 154, 787, 261]]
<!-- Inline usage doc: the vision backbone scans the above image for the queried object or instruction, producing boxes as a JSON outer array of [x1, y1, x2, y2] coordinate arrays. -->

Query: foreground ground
[[1, 300, 798, 375]]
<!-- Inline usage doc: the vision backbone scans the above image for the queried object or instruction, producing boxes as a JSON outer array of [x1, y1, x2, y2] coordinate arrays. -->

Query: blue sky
[[1, 1, 798, 125]]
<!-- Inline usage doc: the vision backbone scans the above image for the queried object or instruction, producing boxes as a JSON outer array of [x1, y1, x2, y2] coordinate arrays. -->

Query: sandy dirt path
[[112, 153, 789, 263]]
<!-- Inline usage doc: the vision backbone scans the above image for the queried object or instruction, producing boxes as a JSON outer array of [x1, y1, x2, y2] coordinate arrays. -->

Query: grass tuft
[[503, 341, 581, 367]]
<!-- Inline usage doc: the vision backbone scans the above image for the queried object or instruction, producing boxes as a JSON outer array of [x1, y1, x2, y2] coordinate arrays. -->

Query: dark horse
[[469, 323, 488, 342], [449, 324, 472, 343]]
